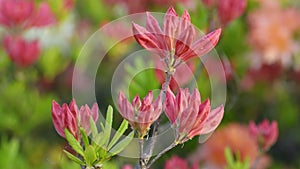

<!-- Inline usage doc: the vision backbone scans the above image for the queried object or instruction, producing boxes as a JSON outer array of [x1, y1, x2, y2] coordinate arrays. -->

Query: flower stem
[[144, 70, 173, 162], [139, 138, 147, 169], [146, 142, 177, 169]]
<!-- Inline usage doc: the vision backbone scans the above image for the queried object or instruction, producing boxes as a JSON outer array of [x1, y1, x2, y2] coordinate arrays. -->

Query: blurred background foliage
[[0, 0, 300, 168]]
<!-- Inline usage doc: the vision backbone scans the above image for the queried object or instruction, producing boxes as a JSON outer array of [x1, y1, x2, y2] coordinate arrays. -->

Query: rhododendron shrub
[[1, 0, 292, 169], [50, 6, 225, 169]]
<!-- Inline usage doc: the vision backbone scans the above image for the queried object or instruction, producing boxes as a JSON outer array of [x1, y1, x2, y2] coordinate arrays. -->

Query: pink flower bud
[[217, 0, 247, 26], [3, 35, 40, 67], [249, 119, 278, 151], [118, 91, 162, 138], [132, 95, 142, 109], [52, 100, 79, 139], [165, 88, 224, 143], [79, 103, 99, 135], [52, 99, 99, 139]]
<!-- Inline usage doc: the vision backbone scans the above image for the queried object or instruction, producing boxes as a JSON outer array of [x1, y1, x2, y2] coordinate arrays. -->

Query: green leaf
[[107, 120, 128, 150], [93, 133, 107, 152], [97, 146, 108, 159], [84, 145, 97, 166], [243, 158, 250, 169], [103, 106, 113, 147], [80, 127, 89, 149], [109, 131, 134, 156], [100, 123, 105, 132], [64, 129, 84, 157], [39, 48, 68, 80], [63, 150, 85, 165], [90, 117, 98, 138], [225, 147, 234, 167]]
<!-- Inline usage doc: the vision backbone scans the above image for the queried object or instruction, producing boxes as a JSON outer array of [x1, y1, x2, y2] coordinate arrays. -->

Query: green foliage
[[107, 119, 128, 150], [63, 150, 85, 165], [76, 0, 109, 23], [225, 147, 250, 169], [0, 80, 55, 136], [218, 19, 249, 57], [123, 57, 160, 99], [84, 145, 97, 166], [65, 129, 84, 156], [0, 138, 20, 169], [38, 48, 69, 80], [64, 105, 134, 168]]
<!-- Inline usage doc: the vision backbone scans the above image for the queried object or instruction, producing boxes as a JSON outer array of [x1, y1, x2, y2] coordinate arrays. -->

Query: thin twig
[[145, 71, 173, 161], [146, 142, 177, 169], [139, 138, 147, 169]]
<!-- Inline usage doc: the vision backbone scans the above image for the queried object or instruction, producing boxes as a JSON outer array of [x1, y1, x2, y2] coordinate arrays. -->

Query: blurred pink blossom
[[241, 63, 283, 90], [249, 119, 278, 151], [190, 123, 271, 169], [3, 35, 40, 67], [118, 91, 162, 138], [0, 0, 56, 29], [0, 0, 34, 26], [122, 164, 133, 169], [165, 156, 198, 169], [165, 88, 224, 143], [217, 0, 246, 26], [104, 0, 148, 13], [26, 2, 56, 28], [64, 0, 75, 10], [248, 0, 300, 66]]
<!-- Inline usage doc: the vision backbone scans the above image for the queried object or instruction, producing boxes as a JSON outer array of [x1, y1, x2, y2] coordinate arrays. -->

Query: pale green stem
[[146, 142, 177, 169]]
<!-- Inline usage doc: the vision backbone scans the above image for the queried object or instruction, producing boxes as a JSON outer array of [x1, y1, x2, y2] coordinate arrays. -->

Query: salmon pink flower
[[190, 123, 263, 168], [132, 7, 221, 65], [248, 0, 300, 66], [3, 35, 40, 67], [249, 119, 278, 151], [52, 99, 99, 140], [165, 88, 224, 143], [165, 156, 198, 169], [217, 0, 246, 26], [118, 91, 162, 138]]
